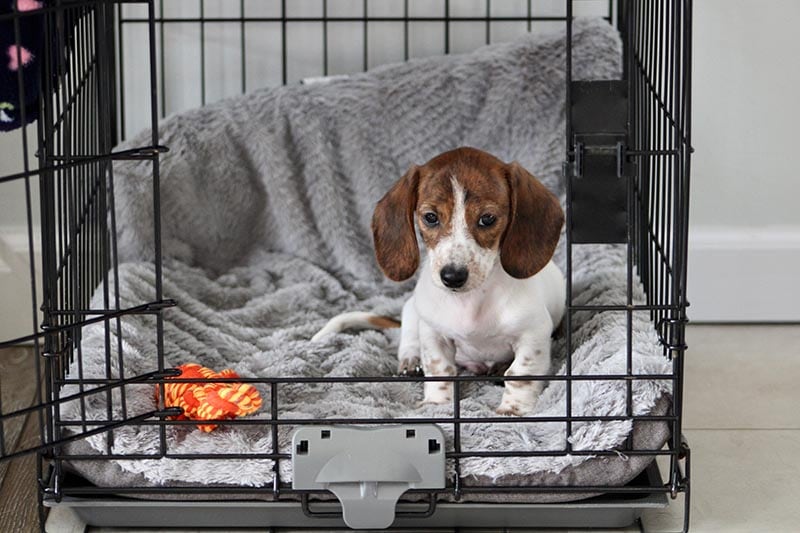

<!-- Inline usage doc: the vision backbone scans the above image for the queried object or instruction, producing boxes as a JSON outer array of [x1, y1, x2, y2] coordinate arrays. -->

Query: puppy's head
[[372, 147, 564, 292]]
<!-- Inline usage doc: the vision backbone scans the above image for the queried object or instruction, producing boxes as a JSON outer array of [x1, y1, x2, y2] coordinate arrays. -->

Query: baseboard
[[688, 226, 800, 322]]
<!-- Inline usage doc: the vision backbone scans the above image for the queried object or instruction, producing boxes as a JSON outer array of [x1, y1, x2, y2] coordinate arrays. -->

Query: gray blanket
[[64, 19, 671, 499]]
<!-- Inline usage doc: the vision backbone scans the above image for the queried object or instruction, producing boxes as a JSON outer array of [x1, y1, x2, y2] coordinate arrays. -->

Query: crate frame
[[0, 1, 692, 531]]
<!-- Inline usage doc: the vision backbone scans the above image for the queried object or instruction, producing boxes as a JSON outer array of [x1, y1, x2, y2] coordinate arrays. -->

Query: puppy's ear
[[372, 166, 421, 281], [500, 162, 564, 279]]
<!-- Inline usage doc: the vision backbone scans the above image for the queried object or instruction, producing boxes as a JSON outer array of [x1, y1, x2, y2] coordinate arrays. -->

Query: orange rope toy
[[158, 363, 262, 432]]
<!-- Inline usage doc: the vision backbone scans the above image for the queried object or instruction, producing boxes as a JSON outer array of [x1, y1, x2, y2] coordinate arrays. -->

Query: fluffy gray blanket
[[64, 19, 671, 497]]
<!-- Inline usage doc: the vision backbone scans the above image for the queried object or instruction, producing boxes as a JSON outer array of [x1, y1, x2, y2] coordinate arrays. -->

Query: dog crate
[[0, 0, 692, 531]]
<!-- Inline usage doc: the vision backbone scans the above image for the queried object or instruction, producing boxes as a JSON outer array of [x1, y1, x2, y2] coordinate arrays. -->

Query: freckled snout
[[440, 264, 469, 289]]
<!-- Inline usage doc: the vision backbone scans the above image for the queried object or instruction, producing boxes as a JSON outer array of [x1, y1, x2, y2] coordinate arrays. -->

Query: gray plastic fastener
[[292, 424, 446, 529]]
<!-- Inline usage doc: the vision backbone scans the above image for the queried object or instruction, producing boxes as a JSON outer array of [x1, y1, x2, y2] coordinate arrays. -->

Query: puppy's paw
[[418, 382, 453, 407], [495, 395, 538, 416], [398, 356, 423, 377], [416, 397, 453, 409], [495, 402, 524, 416], [417, 395, 453, 408]]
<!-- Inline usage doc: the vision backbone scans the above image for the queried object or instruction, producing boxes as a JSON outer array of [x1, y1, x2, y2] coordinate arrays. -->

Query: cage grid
[[0, 0, 691, 531]]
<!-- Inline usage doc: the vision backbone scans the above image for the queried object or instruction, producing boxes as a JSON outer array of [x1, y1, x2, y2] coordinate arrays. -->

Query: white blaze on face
[[428, 177, 499, 291]]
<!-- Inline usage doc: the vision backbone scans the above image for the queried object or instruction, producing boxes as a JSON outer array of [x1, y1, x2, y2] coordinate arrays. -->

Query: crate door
[[0, 1, 172, 463]]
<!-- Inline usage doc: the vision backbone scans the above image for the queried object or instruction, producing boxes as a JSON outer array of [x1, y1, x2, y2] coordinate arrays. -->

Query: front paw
[[398, 356, 423, 376], [418, 382, 453, 406], [495, 402, 525, 416], [496, 393, 539, 416], [416, 397, 452, 409]]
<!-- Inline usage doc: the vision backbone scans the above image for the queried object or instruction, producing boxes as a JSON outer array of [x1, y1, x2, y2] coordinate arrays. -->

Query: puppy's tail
[[311, 312, 400, 342]]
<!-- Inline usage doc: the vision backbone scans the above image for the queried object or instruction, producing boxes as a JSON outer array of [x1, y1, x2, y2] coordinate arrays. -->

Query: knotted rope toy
[[158, 363, 262, 432]]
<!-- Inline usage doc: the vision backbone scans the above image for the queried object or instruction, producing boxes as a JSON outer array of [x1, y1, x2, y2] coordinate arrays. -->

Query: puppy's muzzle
[[440, 264, 469, 289]]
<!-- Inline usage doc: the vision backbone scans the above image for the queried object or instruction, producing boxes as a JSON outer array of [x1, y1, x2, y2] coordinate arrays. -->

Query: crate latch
[[566, 80, 632, 244], [573, 136, 628, 180], [292, 425, 446, 529]]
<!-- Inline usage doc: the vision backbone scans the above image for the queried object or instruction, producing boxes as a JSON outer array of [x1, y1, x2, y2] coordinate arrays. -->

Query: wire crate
[[0, 0, 692, 530]]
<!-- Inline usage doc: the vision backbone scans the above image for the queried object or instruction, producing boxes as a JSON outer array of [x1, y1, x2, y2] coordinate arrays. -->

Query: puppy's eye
[[478, 214, 496, 227], [423, 212, 439, 227]]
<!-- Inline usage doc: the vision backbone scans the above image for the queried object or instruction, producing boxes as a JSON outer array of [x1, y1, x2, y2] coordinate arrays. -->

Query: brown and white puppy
[[312, 147, 565, 415]]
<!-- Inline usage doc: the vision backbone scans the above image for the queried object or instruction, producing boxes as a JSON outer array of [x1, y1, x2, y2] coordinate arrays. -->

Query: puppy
[[313, 147, 565, 415]]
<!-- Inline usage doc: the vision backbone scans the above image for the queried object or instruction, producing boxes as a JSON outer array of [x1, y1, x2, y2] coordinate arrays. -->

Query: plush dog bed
[[62, 18, 673, 503]]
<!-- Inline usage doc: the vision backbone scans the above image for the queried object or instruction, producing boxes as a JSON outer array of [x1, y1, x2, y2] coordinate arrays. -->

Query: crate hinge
[[567, 80, 632, 244]]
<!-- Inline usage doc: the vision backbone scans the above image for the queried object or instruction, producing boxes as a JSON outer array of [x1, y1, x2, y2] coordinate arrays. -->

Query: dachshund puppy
[[313, 147, 565, 415]]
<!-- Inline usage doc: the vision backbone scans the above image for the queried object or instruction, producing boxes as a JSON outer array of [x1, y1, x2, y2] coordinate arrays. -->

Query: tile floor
[[41, 325, 800, 532]]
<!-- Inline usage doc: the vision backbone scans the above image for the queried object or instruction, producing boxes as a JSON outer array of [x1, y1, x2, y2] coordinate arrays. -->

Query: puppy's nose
[[440, 265, 469, 289]]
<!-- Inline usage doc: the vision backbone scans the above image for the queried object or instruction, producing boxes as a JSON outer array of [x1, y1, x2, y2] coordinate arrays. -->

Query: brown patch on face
[[416, 172, 455, 250], [417, 147, 512, 252], [458, 168, 510, 251], [367, 316, 401, 329]]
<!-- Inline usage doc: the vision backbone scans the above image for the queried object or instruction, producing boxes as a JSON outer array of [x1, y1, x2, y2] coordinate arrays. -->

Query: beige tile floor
[[43, 325, 799, 533]]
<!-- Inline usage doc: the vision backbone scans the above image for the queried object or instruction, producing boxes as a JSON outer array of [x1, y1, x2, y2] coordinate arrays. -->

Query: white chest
[[415, 279, 518, 363]]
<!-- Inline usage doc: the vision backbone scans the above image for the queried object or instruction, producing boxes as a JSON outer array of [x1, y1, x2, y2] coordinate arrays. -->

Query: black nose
[[440, 265, 469, 288]]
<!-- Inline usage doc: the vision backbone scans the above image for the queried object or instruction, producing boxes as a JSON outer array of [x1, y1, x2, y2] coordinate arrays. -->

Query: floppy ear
[[371, 166, 421, 281], [500, 162, 565, 279]]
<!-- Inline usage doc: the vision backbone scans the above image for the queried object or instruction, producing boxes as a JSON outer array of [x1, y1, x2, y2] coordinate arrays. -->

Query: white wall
[[688, 0, 800, 321], [0, 125, 41, 343], [0, 125, 38, 227]]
